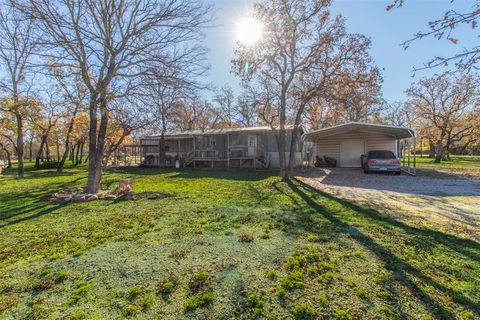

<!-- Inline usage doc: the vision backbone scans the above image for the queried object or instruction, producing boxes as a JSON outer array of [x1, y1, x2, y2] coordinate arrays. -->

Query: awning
[[303, 122, 415, 141]]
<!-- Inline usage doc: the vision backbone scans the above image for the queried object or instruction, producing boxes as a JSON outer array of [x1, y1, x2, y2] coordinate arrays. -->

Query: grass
[[0, 164, 479, 319], [410, 155, 480, 176]]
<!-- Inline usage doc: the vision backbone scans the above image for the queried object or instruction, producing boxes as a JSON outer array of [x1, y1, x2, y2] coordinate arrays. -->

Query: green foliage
[[334, 308, 353, 320], [1, 166, 479, 319], [280, 270, 305, 290], [189, 271, 209, 293], [316, 271, 334, 284], [184, 291, 214, 312], [142, 293, 155, 311], [158, 273, 179, 297], [244, 292, 265, 318], [461, 311, 475, 320], [266, 269, 278, 280], [317, 294, 329, 307], [292, 301, 316, 320], [276, 288, 286, 300], [126, 286, 143, 301]]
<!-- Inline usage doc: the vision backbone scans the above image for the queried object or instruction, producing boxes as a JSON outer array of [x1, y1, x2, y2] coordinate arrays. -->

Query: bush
[[126, 286, 143, 301], [184, 291, 214, 312], [266, 269, 278, 280], [238, 232, 255, 242], [245, 292, 265, 318], [142, 293, 155, 310], [292, 301, 316, 320], [281, 271, 305, 290], [158, 273, 178, 296], [334, 308, 352, 320], [276, 288, 286, 300], [189, 271, 209, 293]]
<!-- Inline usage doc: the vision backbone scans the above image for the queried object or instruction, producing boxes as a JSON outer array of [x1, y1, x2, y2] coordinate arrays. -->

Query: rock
[[73, 194, 86, 202], [87, 194, 98, 201]]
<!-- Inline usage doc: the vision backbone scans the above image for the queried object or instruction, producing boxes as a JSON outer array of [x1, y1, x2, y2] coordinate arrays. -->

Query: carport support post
[[407, 139, 411, 173], [413, 135, 416, 175]]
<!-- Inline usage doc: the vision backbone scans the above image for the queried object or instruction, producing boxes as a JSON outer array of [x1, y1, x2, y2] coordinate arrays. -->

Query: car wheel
[[364, 170, 369, 174], [394, 171, 401, 175]]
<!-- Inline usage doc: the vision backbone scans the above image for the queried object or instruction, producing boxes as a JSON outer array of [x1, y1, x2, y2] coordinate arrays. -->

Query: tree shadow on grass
[[284, 177, 480, 320], [0, 177, 85, 228]]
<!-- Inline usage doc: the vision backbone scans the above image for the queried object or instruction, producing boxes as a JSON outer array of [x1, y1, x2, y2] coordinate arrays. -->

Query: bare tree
[[406, 73, 479, 162], [388, 0, 480, 72], [233, 0, 380, 175], [0, 3, 37, 177], [17, 0, 212, 193], [28, 88, 62, 168], [214, 84, 236, 128], [235, 89, 259, 127]]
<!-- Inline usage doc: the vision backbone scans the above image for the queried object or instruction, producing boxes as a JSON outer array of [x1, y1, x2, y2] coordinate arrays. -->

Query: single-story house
[[303, 122, 416, 168], [140, 126, 303, 169]]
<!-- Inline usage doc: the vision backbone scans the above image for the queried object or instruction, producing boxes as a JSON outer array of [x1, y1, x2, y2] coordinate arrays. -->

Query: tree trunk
[[85, 96, 108, 194], [6, 149, 11, 168], [35, 136, 46, 169], [428, 140, 435, 158], [159, 132, 166, 167], [75, 142, 81, 166], [29, 137, 33, 162], [56, 138, 60, 161], [434, 140, 443, 163], [15, 113, 25, 177], [287, 126, 301, 175], [80, 142, 85, 164]]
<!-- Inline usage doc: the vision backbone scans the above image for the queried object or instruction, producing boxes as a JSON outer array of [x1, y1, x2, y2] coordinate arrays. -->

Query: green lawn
[[413, 155, 480, 172], [0, 166, 479, 319]]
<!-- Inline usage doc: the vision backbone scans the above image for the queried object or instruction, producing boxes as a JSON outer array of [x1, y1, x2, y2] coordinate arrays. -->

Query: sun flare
[[236, 17, 263, 46]]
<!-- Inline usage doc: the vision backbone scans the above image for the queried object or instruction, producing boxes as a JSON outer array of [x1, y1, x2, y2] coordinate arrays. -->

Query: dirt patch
[[297, 168, 480, 242]]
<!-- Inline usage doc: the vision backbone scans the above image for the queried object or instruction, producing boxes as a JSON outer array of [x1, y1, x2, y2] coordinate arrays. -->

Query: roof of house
[[145, 126, 295, 139], [302, 122, 415, 141]]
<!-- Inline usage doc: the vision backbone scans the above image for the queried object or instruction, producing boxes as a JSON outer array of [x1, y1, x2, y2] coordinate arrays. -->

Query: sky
[[204, 0, 478, 102]]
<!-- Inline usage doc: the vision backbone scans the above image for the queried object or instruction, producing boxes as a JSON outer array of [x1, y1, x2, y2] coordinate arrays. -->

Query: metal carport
[[302, 122, 416, 175]]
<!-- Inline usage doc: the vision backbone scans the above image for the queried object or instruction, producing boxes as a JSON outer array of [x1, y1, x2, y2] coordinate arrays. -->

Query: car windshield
[[368, 151, 395, 159]]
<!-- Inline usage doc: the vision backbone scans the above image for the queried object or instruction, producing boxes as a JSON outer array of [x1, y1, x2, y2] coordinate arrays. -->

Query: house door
[[248, 135, 257, 157], [340, 140, 364, 167]]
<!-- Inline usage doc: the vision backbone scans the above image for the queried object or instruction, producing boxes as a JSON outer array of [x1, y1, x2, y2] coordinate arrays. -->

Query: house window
[[231, 134, 241, 145]]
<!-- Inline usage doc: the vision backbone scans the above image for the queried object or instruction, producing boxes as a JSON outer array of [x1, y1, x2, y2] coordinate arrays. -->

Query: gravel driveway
[[297, 168, 480, 242]]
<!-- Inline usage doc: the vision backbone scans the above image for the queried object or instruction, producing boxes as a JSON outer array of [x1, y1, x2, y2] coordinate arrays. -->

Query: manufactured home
[[140, 126, 303, 169]]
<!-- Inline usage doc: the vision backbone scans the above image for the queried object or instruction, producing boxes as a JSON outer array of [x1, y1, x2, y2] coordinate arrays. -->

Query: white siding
[[314, 132, 397, 167]]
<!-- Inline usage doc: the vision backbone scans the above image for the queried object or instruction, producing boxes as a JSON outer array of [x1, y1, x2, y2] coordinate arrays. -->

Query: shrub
[[126, 286, 143, 301], [334, 308, 352, 320], [238, 232, 255, 242], [245, 293, 265, 318], [292, 301, 316, 320], [281, 271, 305, 290], [276, 288, 286, 300], [123, 304, 139, 316], [142, 293, 155, 310], [184, 291, 214, 312], [158, 273, 179, 297], [317, 271, 333, 284], [317, 294, 329, 307], [54, 271, 71, 284], [461, 311, 475, 320], [266, 269, 278, 280], [189, 271, 209, 292]]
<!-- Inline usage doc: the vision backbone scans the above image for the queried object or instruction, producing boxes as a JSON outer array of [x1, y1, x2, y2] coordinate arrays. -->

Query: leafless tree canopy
[[11, 0, 211, 192], [232, 0, 381, 175], [388, 0, 480, 72]]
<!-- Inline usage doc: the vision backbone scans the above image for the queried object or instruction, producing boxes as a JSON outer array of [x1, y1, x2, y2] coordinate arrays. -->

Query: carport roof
[[303, 122, 415, 141]]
